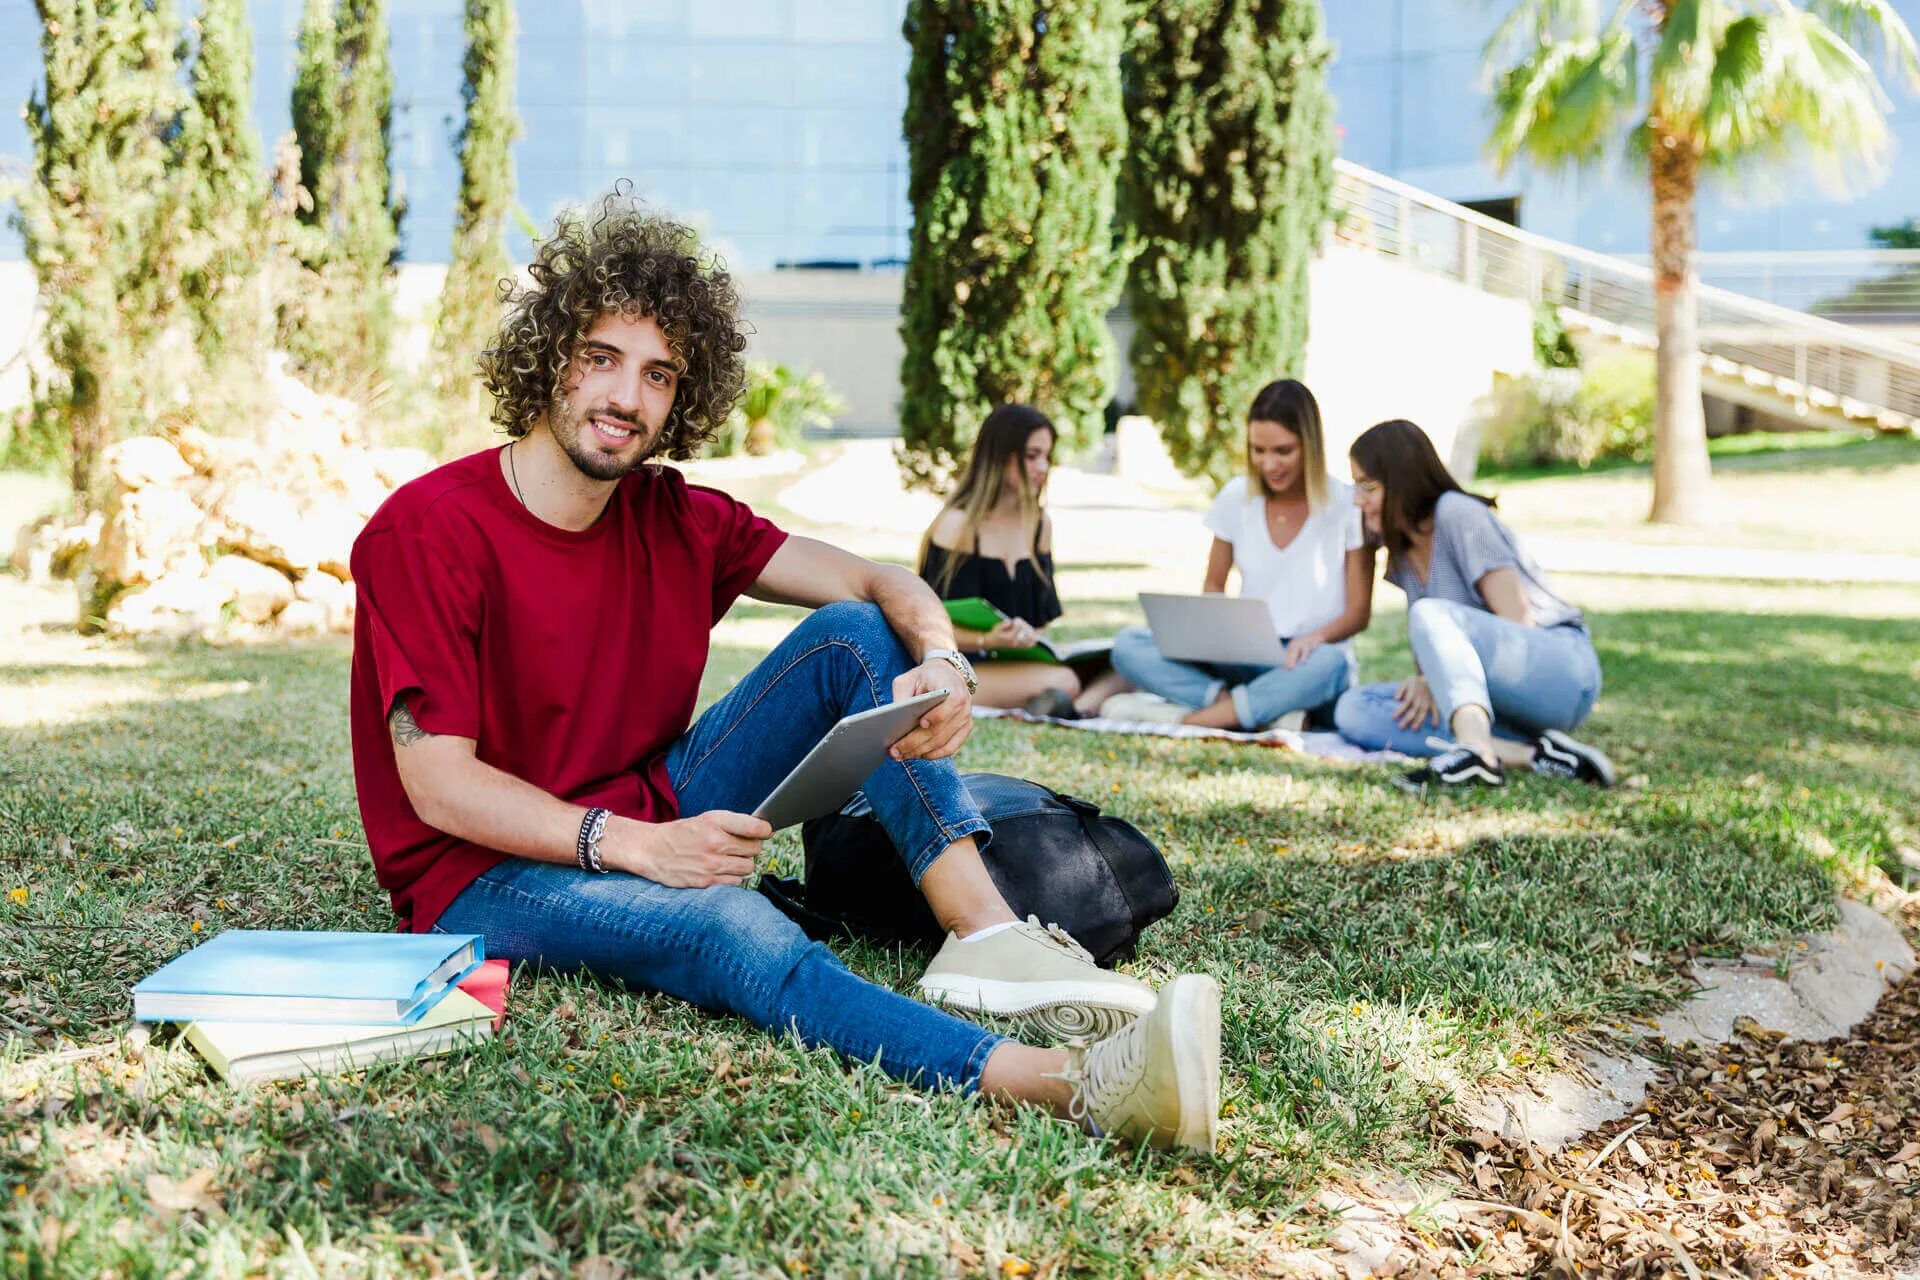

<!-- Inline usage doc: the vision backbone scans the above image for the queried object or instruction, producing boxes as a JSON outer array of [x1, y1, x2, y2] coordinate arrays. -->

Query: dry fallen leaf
[[145, 1168, 221, 1218]]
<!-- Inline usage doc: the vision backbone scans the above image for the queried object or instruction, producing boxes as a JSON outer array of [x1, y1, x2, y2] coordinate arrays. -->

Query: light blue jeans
[[436, 602, 1004, 1092], [1109, 625, 1354, 729], [1333, 597, 1602, 757]]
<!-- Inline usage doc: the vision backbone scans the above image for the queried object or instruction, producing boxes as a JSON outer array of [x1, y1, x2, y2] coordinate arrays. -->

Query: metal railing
[[1625, 251, 1920, 324], [1329, 159, 1920, 427]]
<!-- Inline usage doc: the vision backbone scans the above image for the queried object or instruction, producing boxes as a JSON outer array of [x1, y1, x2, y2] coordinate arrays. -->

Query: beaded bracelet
[[576, 807, 611, 874]]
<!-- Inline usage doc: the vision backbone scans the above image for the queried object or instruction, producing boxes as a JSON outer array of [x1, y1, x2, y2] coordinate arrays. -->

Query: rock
[[207, 555, 295, 624], [171, 426, 258, 479], [105, 437, 192, 490], [371, 447, 433, 490], [212, 479, 325, 574], [105, 570, 233, 638], [273, 598, 329, 635], [301, 497, 365, 582], [293, 570, 356, 632], [94, 485, 207, 586], [48, 514, 102, 580], [333, 449, 395, 519]]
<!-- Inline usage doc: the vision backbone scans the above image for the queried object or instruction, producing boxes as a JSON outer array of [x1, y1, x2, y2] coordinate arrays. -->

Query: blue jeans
[[436, 602, 1004, 1092], [1333, 598, 1602, 757], [1109, 626, 1354, 728]]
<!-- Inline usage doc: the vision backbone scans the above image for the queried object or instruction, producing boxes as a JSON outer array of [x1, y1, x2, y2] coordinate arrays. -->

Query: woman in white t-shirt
[[1104, 380, 1376, 730]]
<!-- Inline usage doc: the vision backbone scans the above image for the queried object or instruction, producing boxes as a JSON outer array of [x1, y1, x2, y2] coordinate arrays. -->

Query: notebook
[[133, 930, 484, 1026], [185, 988, 496, 1085], [943, 597, 1111, 666]]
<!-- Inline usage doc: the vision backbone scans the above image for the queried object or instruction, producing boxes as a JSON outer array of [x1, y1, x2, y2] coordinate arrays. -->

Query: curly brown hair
[[479, 187, 749, 457]]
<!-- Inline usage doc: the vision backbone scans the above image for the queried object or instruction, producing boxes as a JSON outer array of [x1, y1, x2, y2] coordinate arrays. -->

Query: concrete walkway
[[761, 440, 1920, 587]]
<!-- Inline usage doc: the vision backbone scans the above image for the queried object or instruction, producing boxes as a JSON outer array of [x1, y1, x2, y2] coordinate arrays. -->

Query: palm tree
[[1485, 1, 1919, 524]]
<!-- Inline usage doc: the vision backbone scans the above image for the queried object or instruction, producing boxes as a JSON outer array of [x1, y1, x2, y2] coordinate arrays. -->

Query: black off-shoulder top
[[919, 533, 1063, 631]]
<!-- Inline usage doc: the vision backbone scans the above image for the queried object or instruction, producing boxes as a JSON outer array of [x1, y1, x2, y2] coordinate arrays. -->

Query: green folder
[[942, 598, 1115, 668], [944, 597, 1058, 662]]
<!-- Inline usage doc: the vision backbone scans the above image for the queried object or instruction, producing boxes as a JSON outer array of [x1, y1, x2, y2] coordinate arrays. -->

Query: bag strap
[[1055, 789, 1146, 925]]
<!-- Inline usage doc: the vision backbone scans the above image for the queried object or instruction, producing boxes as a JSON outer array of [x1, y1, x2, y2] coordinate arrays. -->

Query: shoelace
[[1019, 915, 1096, 966], [1042, 1021, 1146, 1128]]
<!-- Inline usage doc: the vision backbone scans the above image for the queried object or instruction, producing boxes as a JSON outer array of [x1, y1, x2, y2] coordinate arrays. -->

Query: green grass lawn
[[1483, 431, 1920, 557], [3, 560, 1916, 1276]]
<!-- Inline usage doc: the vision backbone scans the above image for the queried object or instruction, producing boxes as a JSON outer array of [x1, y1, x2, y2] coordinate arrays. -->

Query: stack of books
[[133, 930, 505, 1085]]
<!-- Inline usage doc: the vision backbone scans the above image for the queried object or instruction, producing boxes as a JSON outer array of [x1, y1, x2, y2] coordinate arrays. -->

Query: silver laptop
[[1139, 593, 1285, 666], [753, 689, 950, 830]]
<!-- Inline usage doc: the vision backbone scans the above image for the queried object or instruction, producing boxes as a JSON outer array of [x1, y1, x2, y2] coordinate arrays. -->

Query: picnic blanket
[[971, 706, 1407, 764]]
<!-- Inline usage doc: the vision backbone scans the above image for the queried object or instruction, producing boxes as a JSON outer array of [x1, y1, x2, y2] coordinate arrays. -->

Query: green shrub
[[1531, 300, 1580, 370], [1477, 353, 1654, 471], [708, 363, 847, 458]]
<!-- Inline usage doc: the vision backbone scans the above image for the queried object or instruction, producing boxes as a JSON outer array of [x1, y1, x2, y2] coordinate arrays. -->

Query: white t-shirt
[[1201, 476, 1364, 640]]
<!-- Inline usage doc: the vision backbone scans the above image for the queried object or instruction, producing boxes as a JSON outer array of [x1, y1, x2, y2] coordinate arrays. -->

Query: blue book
[[133, 930, 484, 1026]]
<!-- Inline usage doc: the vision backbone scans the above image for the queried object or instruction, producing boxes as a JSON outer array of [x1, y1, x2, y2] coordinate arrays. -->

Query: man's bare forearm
[[866, 562, 956, 660], [388, 705, 654, 874]]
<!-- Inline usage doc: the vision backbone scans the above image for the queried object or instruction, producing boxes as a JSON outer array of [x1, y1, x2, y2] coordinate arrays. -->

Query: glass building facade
[[0, 0, 1915, 265]]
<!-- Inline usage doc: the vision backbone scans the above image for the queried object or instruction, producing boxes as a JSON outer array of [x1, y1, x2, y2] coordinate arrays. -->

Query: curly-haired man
[[347, 194, 1221, 1152]]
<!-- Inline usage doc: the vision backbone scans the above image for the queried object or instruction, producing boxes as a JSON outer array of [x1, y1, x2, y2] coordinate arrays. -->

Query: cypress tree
[[178, 0, 268, 370], [1120, 0, 1333, 485], [898, 0, 1128, 489], [14, 0, 190, 510], [287, 0, 403, 394], [431, 0, 519, 448]]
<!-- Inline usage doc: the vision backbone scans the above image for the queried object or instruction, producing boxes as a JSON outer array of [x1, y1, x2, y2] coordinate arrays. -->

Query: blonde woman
[[919, 405, 1124, 715], [1105, 380, 1374, 730]]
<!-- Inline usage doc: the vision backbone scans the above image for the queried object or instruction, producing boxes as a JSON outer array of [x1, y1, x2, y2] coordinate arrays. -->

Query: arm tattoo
[[389, 702, 432, 748]]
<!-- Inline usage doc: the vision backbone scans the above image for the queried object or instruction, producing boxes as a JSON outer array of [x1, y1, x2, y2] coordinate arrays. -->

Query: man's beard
[[551, 396, 657, 482]]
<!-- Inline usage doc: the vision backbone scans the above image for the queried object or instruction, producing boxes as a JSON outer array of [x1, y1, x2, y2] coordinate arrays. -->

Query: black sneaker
[[1394, 746, 1505, 794], [1023, 687, 1080, 721], [1530, 729, 1617, 787]]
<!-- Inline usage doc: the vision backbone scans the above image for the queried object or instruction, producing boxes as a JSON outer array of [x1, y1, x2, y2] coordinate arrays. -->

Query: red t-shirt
[[348, 448, 788, 931]]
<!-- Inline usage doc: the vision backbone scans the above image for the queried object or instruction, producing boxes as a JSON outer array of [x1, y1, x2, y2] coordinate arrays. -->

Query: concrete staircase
[[1330, 161, 1920, 435]]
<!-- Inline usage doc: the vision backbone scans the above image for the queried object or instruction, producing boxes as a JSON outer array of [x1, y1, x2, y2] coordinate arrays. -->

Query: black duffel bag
[[756, 772, 1179, 967]]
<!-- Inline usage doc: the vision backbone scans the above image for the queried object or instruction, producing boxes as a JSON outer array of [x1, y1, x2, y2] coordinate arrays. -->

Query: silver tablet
[[1139, 592, 1286, 666], [753, 689, 951, 831]]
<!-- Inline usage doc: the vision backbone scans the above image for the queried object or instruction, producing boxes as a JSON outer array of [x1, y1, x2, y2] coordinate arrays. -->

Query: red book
[[455, 958, 510, 1030]]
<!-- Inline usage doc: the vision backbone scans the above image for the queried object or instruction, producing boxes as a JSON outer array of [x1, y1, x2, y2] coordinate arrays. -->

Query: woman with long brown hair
[[918, 405, 1125, 715], [1102, 379, 1373, 731], [1333, 419, 1614, 791]]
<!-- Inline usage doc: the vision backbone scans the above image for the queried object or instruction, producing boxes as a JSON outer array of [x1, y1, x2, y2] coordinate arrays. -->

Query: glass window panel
[[689, 42, 794, 105], [586, 0, 690, 39], [1327, 61, 1396, 172], [1322, 0, 1402, 62], [794, 43, 906, 107], [685, 106, 795, 168], [690, 0, 789, 41], [1399, 0, 1500, 53], [793, 108, 900, 169], [792, 0, 896, 44], [792, 169, 894, 234], [520, 28, 587, 105], [1395, 49, 1486, 169], [680, 168, 793, 235]]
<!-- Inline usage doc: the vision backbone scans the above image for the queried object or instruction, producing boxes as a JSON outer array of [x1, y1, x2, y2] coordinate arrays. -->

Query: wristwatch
[[922, 647, 979, 695]]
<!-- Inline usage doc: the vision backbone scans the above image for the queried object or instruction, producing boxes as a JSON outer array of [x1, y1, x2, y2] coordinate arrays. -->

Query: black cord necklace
[[506, 439, 528, 509]]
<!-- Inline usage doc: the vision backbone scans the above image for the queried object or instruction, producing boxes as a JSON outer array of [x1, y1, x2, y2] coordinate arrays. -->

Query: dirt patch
[[1352, 970, 1920, 1277]]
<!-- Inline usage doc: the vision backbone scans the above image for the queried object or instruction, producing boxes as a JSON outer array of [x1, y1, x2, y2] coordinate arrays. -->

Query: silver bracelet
[[584, 807, 611, 874]]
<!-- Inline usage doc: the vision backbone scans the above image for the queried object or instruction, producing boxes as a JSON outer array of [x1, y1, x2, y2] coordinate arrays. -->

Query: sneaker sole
[[1162, 974, 1222, 1154], [1538, 729, 1617, 788], [917, 976, 1156, 1040]]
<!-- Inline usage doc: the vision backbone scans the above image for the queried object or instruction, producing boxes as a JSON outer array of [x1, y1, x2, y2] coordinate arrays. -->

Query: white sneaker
[[918, 917, 1156, 1039], [1097, 693, 1189, 725], [1049, 973, 1221, 1153], [1262, 710, 1306, 733]]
